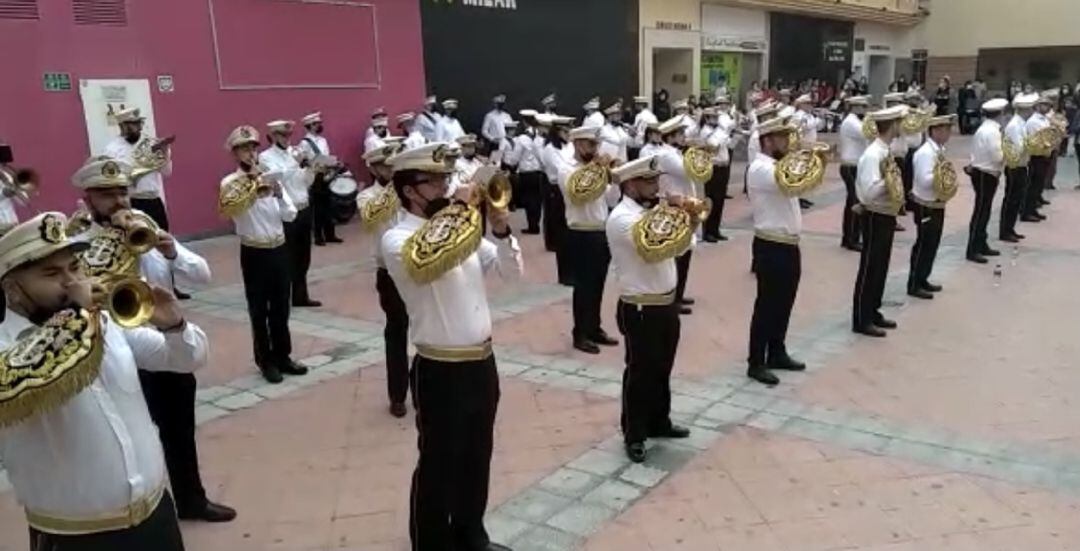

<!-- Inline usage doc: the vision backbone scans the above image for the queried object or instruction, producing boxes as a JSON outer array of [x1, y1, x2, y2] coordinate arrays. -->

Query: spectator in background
[[973, 78, 988, 102], [933, 77, 952, 116], [897, 74, 909, 93], [957, 81, 977, 134], [857, 75, 870, 95], [1059, 84, 1076, 158], [654, 88, 672, 121], [1023, 82, 1036, 94], [1007, 80, 1022, 103]]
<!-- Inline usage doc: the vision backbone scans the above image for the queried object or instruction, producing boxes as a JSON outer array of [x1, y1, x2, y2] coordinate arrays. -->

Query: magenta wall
[[0, 0, 425, 235]]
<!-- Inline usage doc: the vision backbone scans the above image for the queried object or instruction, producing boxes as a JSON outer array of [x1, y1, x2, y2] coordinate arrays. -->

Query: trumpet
[[95, 275, 156, 328], [111, 209, 161, 255], [131, 135, 175, 181], [680, 197, 712, 223], [468, 166, 513, 213], [0, 165, 38, 205]]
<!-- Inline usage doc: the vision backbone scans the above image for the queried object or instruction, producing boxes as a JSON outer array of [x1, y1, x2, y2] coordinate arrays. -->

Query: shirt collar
[[0, 308, 37, 342], [400, 211, 426, 231], [755, 152, 776, 166], [619, 195, 646, 214]]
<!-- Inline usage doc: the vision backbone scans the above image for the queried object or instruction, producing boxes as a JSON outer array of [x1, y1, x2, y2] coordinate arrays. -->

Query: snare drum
[[329, 176, 360, 223]]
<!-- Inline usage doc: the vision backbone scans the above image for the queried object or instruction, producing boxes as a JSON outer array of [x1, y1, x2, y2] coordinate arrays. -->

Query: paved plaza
[[1, 138, 1079, 550]]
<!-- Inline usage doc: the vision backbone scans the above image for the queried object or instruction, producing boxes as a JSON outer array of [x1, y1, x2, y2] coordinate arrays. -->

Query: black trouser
[[1047, 150, 1059, 189], [966, 169, 1000, 257], [518, 171, 544, 232], [903, 148, 917, 210], [543, 177, 570, 283], [703, 164, 730, 237], [131, 197, 170, 231], [908, 203, 945, 292], [284, 205, 314, 303], [616, 300, 680, 444], [138, 371, 205, 514], [30, 492, 185, 551], [675, 250, 693, 302], [240, 245, 292, 365], [840, 165, 861, 247], [1025, 156, 1050, 215], [566, 229, 610, 341], [310, 175, 338, 242], [1000, 168, 1028, 238], [852, 211, 896, 329], [410, 354, 500, 551], [1074, 137, 1080, 181], [376, 268, 409, 405], [748, 238, 800, 366]]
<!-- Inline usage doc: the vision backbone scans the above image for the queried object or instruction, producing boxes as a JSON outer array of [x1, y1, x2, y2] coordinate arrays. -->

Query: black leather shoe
[[258, 363, 283, 384], [573, 339, 600, 354], [680, 297, 695, 305], [747, 366, 779, 386], [327, 236, 344, 243], [1035, 212, 1048, 220], [679, 306, 693, 315], [278, 359, 309, 376], [982, 248, 1001, 257], [1014, 233, 1026, 240], [854, 325, 887, 337], [314, 240, 326, 246], [715, 233, 729, 241], [293, 299, 322, 308], [922, 282, 943, 292], [873, 317, 898, 329], [1020, 215, 1042, 223], [768, 355, 806, 371], [592, 330, 619, 346], [703, 234, 719, 243], [1000, 235, 1020, 243], [625, 442, 647, 463], [173, 288, 191, 300], [179, 501, 237, 523], [908, 288, 934, 300], [483, 544, 513, 551], [389, 402, 407, 418], [967, 254, 988, 264], [650, 424, 691, 439]]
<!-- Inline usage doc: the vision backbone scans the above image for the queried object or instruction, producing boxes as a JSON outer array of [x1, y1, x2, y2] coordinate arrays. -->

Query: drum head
[[329, 176, 359, 196]]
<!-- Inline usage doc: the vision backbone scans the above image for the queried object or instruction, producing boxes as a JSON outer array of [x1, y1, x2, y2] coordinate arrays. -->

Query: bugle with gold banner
[[566, 158, 613, 206], [882, 157, 905, 213], [775, 142, 830, 197], [682, 146, 714, 185], [130, 135, 175, 181], [401, 202, 483, 284], [932, 153, 959, 202], [1002, 135, 1024, 169], [218, 166, 274, 218], [901, 109, 930, 135], [359, 186, 401, 232], [862, 116, 879, 140]]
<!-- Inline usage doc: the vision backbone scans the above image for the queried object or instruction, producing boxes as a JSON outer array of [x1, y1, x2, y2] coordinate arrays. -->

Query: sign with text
[[43, 72, 72, 92], [701, 52, 742, 95], [702, 34, 766, 52]]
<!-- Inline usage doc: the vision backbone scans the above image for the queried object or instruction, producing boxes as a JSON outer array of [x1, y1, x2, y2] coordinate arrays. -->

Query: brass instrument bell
[[103, 276, 156, 328], [0, 165, 38, 204], [681, 197, 712, 223], [469, 167, 513, 213], [112, 210, 160, 255]]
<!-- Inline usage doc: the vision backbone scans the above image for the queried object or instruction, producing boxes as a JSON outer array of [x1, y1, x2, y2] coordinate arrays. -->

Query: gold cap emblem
[[39, 214, 66, 244], [101, 161, 120, 178]]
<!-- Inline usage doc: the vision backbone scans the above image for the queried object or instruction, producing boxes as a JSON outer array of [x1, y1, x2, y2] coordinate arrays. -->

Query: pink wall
[[0, 0, 425, 235]]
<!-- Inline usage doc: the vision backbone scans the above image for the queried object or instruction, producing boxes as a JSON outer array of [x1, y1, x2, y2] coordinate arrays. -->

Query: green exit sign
[[43, 72, 72, 92]]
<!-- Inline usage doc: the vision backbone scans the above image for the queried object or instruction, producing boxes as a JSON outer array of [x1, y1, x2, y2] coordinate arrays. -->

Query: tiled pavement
[[0, 143, 1079, 550]]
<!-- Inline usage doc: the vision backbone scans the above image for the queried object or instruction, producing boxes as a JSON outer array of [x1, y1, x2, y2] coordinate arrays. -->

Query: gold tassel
[[360, 187, 400, 232], [633, 205, 693, 263], [403, 204, 483, 284]]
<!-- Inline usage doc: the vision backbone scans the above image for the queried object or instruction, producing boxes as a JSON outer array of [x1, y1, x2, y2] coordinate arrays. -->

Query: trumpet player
[[1024, 93, 1055, 220], [631, 96, 658, 160], [606, 155, 691, 462], [260, 120, 321, 308], [220, 125, 306, 384], [908, 115, 957, 299], [299, 112, 344, 246], [853, 106, 906, 338], [656, 117, 697, 314], [104, 107, 173, 231], [966, 98, 1008, 264], [583, 96, 605, 128], [69, 156, 235, 524], [839, 96, 871, 251], [746, 117, 808, 386], [600, 101, 631, 163], [1002, 94, 1036, 239], [0, 211, 209, 551]]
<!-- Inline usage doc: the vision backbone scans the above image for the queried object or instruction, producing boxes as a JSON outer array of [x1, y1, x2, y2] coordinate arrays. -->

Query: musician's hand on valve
[[666, 194, 686, 208], [155, 232, 178, 260], [147, 285, 184, 331]]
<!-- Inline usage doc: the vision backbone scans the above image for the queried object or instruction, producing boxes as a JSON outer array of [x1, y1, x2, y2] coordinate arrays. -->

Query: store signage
[[656, 20, 693, 31], [43, 72, 72, 92], [868, 44, 891, 52], [823, 41, 850, 63], [702, 34, 766, 52], [431, 0, 518, 9]]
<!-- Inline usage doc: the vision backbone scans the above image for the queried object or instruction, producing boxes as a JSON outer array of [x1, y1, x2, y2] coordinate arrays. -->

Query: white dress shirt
[[298, 133, 331, 158], [656, 144, 696, 199], [748, 153, 801, 241], [542, 142, 571, 184], [1024, 113, 1050, 157], [355, 181, 404, 268], [911, 138, 946, 206], [632, 109, 658, 148], [381, 211, 522, 348], [104, 136, 172, 201], [1004, 114, 1030, 167], [0, 310, 207, 523], [259, 145, 312, 209], [747, 128, 762, 165], [416, 111, 442, 142], [513, 133, 543, 173], [679, 114, 699, 138], [970, 119, 1004, 176], [792, 110, 819, 144], [638, 143, 662, 159], [889, 136, 908, 158], [76, 221, 212, 291], [404, 130, 427, 150], [585, 111, 606, 129], [0, 196, 17, 231], [482, 109, 513, 144], [436, 117, 466, 143], [557, 156, 617, 230], [839, 114, 868, 166], [364, 133, 387, 154], [222, 169, 298, 247], [700, 124, 731, 166], [606, 196, 678, 296], [455, 157, 484, 185], [856, 138, 897, 215], [599, 123, 629, 163]]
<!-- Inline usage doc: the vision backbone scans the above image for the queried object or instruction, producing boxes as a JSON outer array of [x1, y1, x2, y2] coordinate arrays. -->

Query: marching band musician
[[583, 96, 605, 128], [364, 109, 391, 154], [298, 112, 344, 245], [70, 156, 235, 523], [260, 120, 320, 308], [0, 211, 209, 550], [966, 98, 1008, 264], [599, 101, 631, 164], [746, 117, 810, 387], [436, 99, 466, 143], [699, 104, 733, 242], [638, 123, 663, 159], [416, 95, 443, 143], [631, 96, 658, 159], [356, 142, 410, 418], [883, 93, 910, 229], [540, 93, 558, 115], [790, 97, 820, 210], [606, 155, 691, 463], [745, 101, 781, 193], [903, 90, 927, 208], [656, 117, 698, 315], [1001, 94, 1036, 240], [399, 112, 428, 150], [104, 107, 173, 231], [559, 124, 620, 354], [482, 94, 513, 154], [511, 112, 546, 234], [540, 115, 574, 285], [852, 105, 906, 338], [672, 99, 698, 138], [1023, 93, 1055, 221], [381, 142, 522, 551], [908, 115, 957, 299], [455, 135, 485, 187], [839, 96, 871, 251], [219, 125, 307, 383], [0, 143, 24, 237]]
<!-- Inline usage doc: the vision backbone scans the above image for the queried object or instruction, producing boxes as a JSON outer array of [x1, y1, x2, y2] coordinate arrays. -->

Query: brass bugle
[[469, 168, 513, 213], [99, 276, 156, 328], [0, 165, 38, 204], [113, 210, 160, 255], [681, 197, 712, 223]]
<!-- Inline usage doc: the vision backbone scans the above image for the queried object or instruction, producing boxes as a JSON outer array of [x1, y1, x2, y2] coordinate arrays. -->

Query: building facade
[[0, 0, 424, 235]]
